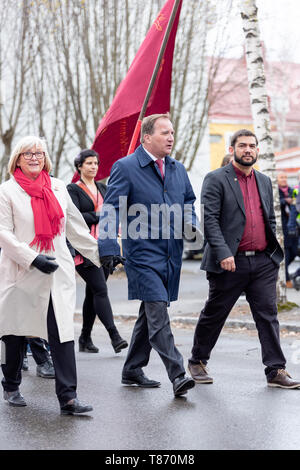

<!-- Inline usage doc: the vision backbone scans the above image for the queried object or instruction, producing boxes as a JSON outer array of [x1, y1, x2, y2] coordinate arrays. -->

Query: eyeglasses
[[20, 151, 45, 160]]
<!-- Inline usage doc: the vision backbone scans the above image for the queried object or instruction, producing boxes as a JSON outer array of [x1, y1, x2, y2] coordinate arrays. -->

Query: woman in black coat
[[67, 149, 128, 354]]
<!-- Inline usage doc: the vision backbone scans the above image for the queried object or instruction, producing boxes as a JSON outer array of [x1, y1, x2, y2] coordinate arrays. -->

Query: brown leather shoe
[[286, 280, 293, 288], [267, 369, 300, 389], [188, 361, 213, 384]]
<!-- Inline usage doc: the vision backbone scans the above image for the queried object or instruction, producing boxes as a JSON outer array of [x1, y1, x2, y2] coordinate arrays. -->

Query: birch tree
[[240, 0, 286, 303]]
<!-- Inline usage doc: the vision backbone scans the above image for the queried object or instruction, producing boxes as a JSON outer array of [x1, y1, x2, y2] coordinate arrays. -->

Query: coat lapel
[[76, 184, 95, 206], [136, 145, 153, 168], [225, 163, 245, 215], [164, 155, 176, 186], [253, 170, 268, 214], [136, 146, 175, 184]]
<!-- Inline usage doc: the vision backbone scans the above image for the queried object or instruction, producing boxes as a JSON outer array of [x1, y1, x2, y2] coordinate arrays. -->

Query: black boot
[[108, 328, 128, 354], [78, 334, 99, 353]]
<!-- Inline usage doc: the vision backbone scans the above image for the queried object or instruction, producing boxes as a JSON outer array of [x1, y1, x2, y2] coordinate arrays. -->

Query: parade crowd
[[0, 114, 300, 415]]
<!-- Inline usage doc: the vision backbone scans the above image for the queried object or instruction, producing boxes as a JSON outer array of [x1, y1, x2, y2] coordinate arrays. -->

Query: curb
[[74, 310, 300, 333], [170, 316, 300, 333]]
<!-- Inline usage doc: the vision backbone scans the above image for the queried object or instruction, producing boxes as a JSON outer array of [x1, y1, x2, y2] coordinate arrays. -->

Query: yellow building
[[208, 56, 300, 171], [209, 121, 254, 170]]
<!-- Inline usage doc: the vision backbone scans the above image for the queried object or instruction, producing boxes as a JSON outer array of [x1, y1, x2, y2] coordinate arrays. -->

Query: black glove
[[100, 255, 126, 275], [100, 255, 115, 275], [113, 255, 126, 268], [31, 255, 59, 274]]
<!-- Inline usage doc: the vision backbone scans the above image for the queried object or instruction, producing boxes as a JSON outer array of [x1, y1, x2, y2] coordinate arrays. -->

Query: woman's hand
[[31, 255, 59, 274]]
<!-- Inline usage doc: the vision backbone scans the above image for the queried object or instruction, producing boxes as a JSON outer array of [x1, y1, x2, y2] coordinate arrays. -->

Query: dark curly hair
[[74, 149, 99, 173]]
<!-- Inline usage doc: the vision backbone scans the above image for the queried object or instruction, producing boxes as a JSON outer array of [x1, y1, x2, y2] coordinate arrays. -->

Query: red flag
[[72, 0, 182, 182]]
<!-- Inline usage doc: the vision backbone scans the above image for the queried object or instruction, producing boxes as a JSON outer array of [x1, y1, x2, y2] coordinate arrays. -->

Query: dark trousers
[[24, 337, 50, 365], [76, 264, 115, 337], [190, 253, 286, 377], [122, 301, 185, 382], [285, 243, 298, 281], [1, 297, 77, 406]]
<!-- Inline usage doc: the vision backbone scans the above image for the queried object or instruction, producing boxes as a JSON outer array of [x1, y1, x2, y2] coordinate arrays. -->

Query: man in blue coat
[[98, 114, 200, 397]]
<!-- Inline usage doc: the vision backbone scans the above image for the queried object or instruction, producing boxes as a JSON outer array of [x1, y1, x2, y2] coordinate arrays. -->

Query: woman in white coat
[[0, 136, 100, 415]]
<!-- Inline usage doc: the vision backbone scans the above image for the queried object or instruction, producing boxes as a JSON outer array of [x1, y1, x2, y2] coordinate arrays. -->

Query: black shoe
[[111, 333, 128, 353], [3, 390, 27, 407], [36, 360, 55, 379], [22, 356, 29, 371], [173, 375, 195, 397], [60, 398, 93, 415], [78, 335, 99, 353], [122, 373, 161, 388]]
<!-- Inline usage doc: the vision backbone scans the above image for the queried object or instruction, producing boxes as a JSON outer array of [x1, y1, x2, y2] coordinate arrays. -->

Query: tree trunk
[[240, 0, 286, 304]]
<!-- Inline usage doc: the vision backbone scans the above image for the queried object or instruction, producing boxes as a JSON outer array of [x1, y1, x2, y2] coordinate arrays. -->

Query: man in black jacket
[[188, 129, 300, 389]]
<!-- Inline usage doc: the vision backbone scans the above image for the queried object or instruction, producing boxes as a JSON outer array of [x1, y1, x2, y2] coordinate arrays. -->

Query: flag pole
[[127, 0, 182, 155]]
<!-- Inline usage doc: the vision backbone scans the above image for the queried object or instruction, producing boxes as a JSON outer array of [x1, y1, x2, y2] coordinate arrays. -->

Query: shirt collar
[[142, 146, 165, 164], [232, 163, 253, 179]]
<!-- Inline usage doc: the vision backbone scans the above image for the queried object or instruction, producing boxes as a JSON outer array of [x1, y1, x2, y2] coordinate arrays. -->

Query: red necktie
[[155, 159, 164, 179]]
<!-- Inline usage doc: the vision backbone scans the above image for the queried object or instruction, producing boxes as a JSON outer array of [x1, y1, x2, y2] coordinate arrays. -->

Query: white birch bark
[[240, 0, 286, 303]]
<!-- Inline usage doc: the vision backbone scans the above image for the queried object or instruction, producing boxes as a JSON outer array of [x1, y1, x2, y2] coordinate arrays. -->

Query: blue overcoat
[[98, 145, 199, 303]]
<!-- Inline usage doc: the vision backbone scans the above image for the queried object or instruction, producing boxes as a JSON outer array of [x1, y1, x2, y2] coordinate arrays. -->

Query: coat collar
[[135, 145, 175, 169]]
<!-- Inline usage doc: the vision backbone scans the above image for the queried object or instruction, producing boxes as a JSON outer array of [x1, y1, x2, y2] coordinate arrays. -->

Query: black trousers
[[1, 297, 77, 406], [122, 301, 185, 382], [76, 264, 115, 336], [190, 253, 286, 377], [24, 337, 50, 365]]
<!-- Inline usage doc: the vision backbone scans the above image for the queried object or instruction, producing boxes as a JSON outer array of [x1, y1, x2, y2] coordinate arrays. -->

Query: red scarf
[[14, 168, 64, 252]]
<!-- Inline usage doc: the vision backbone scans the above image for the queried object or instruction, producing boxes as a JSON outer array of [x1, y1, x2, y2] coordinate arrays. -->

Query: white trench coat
[[0, 176, 100, 343]]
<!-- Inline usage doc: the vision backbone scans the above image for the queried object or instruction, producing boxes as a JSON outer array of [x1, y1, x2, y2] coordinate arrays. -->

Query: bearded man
[[188, 129, 300, 390]]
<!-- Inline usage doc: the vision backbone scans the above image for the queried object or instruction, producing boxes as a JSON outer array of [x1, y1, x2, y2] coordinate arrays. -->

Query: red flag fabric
[[72, 0, 182, 182]]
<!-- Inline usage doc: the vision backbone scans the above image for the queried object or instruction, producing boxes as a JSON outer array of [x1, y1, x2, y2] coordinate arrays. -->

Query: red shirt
[[233, 165, 268, 252]]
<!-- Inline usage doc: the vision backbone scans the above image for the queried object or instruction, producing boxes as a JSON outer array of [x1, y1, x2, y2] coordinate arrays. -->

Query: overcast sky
[[257, 0, 300, 63], [221, 0, 300, 63]]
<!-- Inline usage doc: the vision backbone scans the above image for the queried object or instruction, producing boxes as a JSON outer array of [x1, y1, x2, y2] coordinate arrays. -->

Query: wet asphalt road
[[1, 319, 300, 451]]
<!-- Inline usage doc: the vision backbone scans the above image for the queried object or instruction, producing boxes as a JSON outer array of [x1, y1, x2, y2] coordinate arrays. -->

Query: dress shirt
[[143, 146, 165, 176], [233, 165, 268, 252]]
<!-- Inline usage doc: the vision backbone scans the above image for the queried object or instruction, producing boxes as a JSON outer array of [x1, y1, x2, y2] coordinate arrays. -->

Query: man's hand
[[100, 255, 115, 275], [100, 255, 126, 274], [113, 256, 126, 268], [31, 255, 59, 274], [220, 256, 236, 272]]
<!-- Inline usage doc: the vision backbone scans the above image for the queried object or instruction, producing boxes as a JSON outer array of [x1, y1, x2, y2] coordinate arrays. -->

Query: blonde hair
[[8, 136, 52, 175]]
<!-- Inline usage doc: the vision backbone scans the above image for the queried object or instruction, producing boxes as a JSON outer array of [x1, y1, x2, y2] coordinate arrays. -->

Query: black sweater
[[67, 181, 107, 229]]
